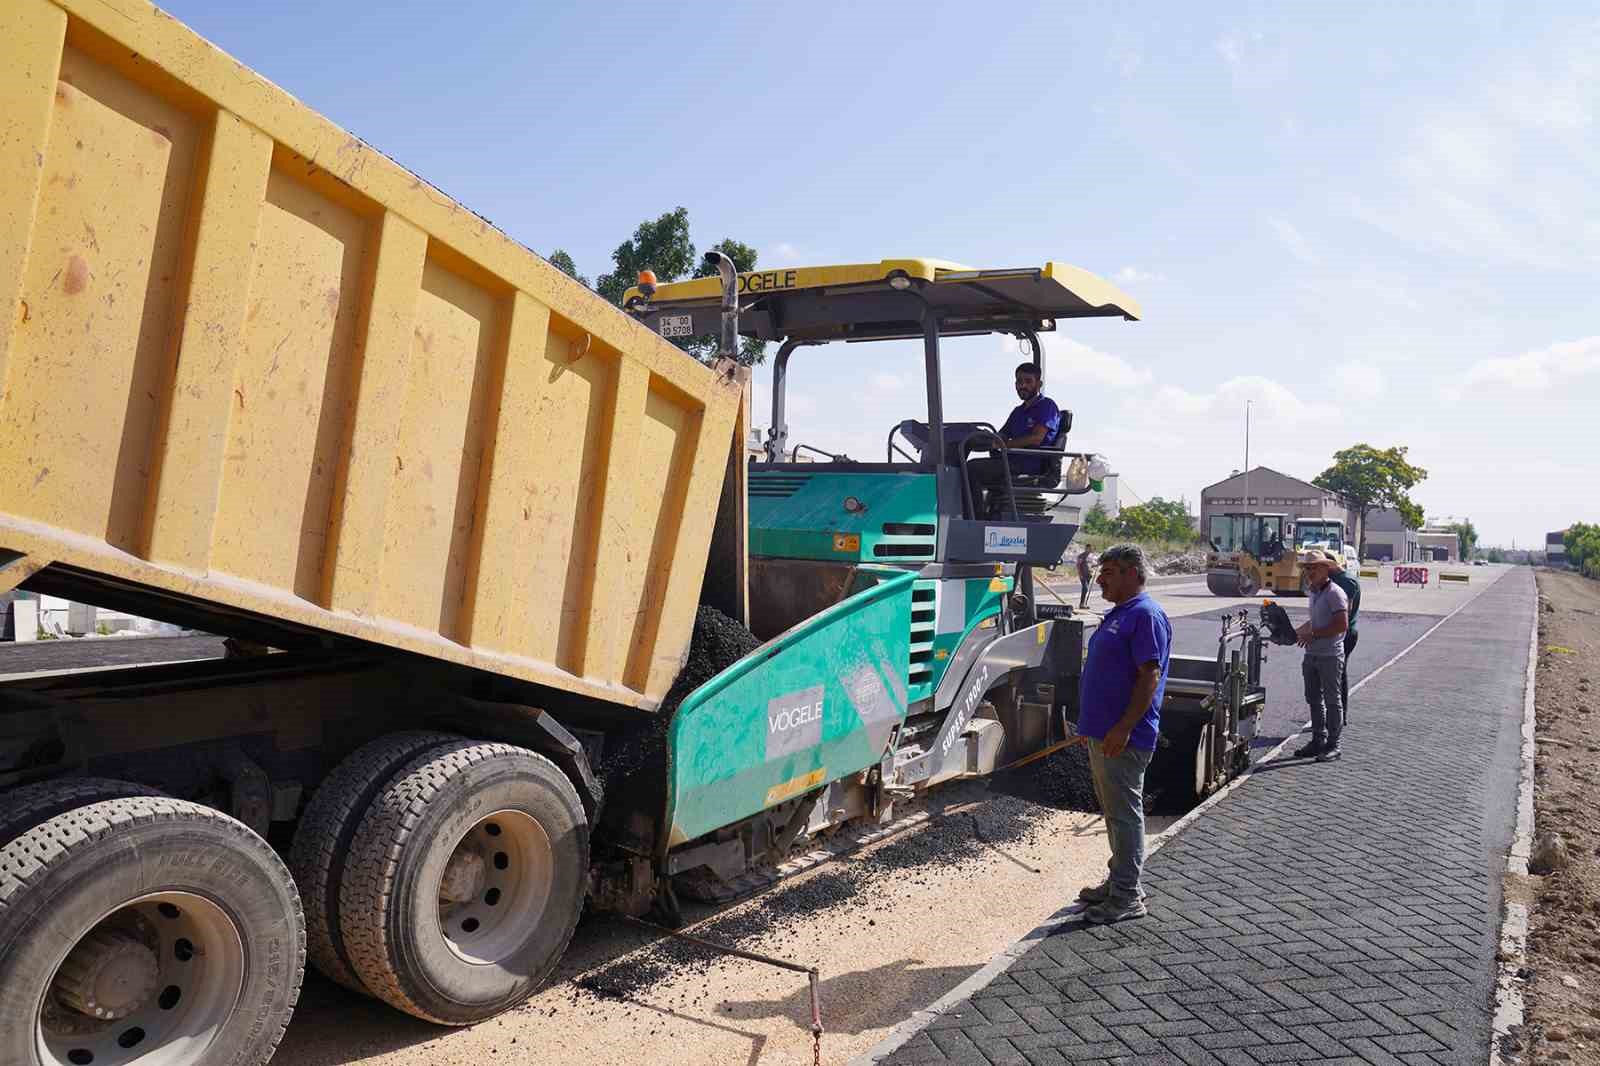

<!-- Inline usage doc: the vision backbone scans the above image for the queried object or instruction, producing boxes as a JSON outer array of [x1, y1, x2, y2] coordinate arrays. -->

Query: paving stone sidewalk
[[880, 569, 1532, 1066]]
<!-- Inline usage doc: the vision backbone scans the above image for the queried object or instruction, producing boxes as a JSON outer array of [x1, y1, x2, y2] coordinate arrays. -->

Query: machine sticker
[[657, 313, 694, 338], [940, 664, 990, 758], [843, 662, 899, 725], [766, 684, 825, 758], [935, 579, 966, 635], [984, 526, 1028, 555], [765, 767, 826, 806], [738, 269, 799, 294]]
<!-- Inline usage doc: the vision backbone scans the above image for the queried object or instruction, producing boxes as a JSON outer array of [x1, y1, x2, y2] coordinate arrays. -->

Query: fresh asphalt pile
[[993, 745, 1101, 811], [597, 606, 760, 790]]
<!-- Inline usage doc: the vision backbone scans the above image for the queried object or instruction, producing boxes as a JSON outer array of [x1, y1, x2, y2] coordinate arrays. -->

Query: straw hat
[[1298, 548, 1341, 571]]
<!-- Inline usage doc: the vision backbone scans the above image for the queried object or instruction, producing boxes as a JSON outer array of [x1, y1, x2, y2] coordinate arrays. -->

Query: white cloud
[[870, 371, 905, 392], [1214, 28, 1282, 88], [1215, 31, 1247, 71], [1342, 21, 1600, 271], [1114, 266, 1165, 284], [1294, 275, 1423, 315], [1152, 375, 1337, 426], [1266, 216, 1318, 264], [1448, 335, 1600, 399], [1335, 361, 1386, 399], [1042, 337, 1152, 389], [765, 242, 804, 266]]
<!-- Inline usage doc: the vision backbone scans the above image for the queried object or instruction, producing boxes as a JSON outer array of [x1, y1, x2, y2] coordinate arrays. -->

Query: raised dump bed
[[1, 0, 742, 710]]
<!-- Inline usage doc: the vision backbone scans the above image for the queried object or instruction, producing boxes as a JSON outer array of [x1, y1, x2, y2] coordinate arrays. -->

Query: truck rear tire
[[289, 731, 460, 993], [0, 777, 162, 849], [338, 742, 588, 1024], [0, 797, 304, 1066]]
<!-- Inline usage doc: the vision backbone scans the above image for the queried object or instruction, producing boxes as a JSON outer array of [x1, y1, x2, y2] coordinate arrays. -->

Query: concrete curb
[[848, 583, 1498, 1066], [1489, 570, 1539, 1065]]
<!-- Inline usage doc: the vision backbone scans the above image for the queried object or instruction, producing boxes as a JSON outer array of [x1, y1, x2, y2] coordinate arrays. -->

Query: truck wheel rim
[[37, 891, 245, 1066], [436, 809, 553, 966]]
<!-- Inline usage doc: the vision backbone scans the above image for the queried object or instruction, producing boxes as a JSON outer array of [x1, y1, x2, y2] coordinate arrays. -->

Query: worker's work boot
[[1085, 897, 1147, 925], [1076, 880, 1111, 904], [1292, 740, 1324, 759]]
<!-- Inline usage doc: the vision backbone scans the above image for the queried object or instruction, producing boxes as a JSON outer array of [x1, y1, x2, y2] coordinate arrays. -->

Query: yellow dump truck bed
[[0, 0, 742, 709]]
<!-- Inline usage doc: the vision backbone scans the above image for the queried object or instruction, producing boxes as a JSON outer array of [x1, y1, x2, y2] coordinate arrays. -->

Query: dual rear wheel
[[0, 736, 589, 1065], [0, 791, 302, 1066]]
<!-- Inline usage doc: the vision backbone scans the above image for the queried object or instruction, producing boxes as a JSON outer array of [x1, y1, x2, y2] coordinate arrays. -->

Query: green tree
[[1565, 523, 1600, 578], [1312, 444, 1428, 558], [1447, 520, 1477, 560], [594, 208, 767, 366], [595, 207, 697, 306], [1082, 501, 1116, 535], [1111, 497, 1195, 542], [547, 249, 589, 288], [1486, 546, 1506, 563]]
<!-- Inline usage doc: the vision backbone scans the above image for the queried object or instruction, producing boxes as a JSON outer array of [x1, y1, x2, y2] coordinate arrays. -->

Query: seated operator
[[966, 361, 1062, 517]]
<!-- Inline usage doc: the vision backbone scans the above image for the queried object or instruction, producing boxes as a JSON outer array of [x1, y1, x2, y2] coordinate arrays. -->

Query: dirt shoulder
[[1525, 568, 1600, 1063]]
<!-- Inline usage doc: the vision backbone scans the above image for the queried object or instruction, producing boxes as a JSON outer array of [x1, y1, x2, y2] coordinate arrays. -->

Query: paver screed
[[881, 568, 1533, 1066]]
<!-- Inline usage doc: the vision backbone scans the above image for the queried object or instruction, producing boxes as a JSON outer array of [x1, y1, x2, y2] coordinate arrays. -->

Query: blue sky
[[164, 1, 1598, 547]]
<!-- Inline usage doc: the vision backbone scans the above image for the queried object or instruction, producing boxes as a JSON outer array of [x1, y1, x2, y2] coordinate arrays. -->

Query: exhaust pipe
[[703, 250, 738, 363]]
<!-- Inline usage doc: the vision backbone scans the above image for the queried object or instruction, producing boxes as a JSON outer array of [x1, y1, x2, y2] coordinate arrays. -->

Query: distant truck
[[1293, 518, 1357, 569]]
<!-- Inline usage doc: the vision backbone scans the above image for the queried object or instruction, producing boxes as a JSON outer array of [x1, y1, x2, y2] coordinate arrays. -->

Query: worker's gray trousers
[[1088, 740, 1154, 905], [1303, 653, 1344, 748]]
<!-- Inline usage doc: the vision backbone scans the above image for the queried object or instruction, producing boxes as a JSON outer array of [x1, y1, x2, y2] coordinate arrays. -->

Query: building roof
[[1200, 466, 1353, 508]]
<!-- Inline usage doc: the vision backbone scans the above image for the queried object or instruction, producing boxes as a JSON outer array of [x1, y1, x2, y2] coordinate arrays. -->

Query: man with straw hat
[[1292, 548, 1349, 762]]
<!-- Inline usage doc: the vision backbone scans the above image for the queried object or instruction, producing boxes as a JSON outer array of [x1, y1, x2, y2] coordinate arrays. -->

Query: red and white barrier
[[1394, 565, 1430, 587]]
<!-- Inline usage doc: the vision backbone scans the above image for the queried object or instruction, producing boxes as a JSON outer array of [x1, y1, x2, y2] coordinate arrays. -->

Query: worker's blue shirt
[[999, 395, 1061, 474], [1077, 591, 1171, 752]]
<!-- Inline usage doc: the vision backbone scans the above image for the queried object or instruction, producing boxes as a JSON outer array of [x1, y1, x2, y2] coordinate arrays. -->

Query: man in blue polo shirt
[[1071, 543, 1171, 923], [966, 361, 1063, 517]]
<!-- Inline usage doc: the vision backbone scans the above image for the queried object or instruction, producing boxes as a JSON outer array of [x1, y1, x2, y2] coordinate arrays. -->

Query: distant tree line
[[1083, 497, 1198, 544]]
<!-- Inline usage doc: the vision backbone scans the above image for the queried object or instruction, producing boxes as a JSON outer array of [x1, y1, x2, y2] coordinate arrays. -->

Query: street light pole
[[1243, 400, 1251, 510]]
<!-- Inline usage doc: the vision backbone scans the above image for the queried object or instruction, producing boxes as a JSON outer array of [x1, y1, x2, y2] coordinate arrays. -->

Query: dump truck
[[0, 3, 1268, 1063]]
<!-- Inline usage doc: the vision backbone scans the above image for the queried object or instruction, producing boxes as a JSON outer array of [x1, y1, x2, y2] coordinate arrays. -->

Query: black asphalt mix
[[878, 569, 1531, 1066]]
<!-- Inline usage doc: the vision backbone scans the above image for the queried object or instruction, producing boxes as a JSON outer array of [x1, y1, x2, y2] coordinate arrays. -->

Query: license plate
[[657, 314, 694, 338]]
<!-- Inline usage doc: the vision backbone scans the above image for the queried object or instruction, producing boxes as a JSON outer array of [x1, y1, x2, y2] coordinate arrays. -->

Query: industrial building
[[1199, 467, 1359, 541], [1364, 507, 1421, 562]]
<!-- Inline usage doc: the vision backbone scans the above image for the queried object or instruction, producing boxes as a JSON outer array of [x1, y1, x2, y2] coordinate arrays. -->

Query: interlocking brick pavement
[[878, 569, 1532, 1066]]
